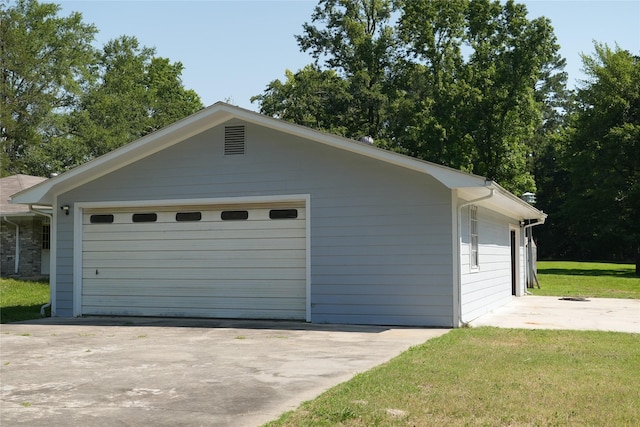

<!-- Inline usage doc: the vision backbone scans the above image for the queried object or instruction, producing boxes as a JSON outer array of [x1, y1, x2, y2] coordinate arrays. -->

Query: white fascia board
[[11, 104, 234, 206], [458, 185, 546, 221]]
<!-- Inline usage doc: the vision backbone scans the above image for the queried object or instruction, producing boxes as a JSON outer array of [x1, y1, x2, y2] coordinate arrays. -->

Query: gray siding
[[56, 120, 455, 326], [459, 205, 518, 322]]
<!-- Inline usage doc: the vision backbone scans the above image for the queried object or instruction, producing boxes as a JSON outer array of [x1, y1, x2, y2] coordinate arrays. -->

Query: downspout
[[29, 205, 53, 316], [3, 216, 20, 275], [455, 185, 495, 327], [522, 219, 545, 293]]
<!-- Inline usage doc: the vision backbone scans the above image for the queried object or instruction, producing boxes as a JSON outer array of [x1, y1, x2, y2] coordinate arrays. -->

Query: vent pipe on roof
[[358, 135, 374, 145], [521, 192, 536, 204]]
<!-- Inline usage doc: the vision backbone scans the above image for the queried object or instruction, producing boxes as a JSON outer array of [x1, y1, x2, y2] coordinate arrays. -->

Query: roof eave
[[11, 103, 236, 205], [458, 183, 546, 222]]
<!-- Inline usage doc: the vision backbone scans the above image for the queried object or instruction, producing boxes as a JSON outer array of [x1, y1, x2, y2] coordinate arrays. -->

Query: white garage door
[[81, 204, 306, 319]]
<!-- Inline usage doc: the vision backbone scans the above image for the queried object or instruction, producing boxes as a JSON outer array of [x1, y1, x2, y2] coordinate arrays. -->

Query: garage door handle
[[96, 269, 99, 275]]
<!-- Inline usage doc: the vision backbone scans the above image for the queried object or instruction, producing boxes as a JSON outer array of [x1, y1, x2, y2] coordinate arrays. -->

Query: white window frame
[[42, 224, 51, 250], [470, 205, 479, 269]]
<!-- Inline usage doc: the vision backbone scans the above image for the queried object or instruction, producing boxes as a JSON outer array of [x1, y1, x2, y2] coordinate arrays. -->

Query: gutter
[[3, 216, 20, 275], [455, 184, 495, 327], [29, 205, 53, 316]]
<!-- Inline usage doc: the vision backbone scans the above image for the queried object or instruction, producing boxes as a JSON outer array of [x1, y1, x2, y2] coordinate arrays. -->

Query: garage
[[12, 103, 546, 326], [80, 202, 307, 319]]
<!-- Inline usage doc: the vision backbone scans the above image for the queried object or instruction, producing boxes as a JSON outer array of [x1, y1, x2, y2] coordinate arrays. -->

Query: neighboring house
[[1, 174, 51, 277], [11, 102, 546, 327]]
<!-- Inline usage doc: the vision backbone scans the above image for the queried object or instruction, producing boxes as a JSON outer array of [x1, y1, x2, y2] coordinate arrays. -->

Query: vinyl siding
[[55, 120, 455, 326], [459, 205, 519, 322]]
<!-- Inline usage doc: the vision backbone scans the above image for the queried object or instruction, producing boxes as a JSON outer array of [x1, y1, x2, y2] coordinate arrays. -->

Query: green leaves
[[540, 44, 640, 264], [68, 36, 203, 161], [1, 1, 203, 177], [1, 0, 97, 176], [253, 0, 565, 195]]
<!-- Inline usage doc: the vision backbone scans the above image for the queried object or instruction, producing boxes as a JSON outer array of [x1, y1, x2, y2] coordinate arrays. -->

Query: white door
[[81, 204, 306, 319]]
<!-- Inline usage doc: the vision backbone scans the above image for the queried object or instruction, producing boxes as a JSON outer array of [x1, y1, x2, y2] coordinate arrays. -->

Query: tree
[[395, 0, 563, 194], [253, 0, 565, 194], [252, 65, 352, 135], [65, 36, 203, 162], [559, 44, 640, 273], [1, 2, 203, 177], [388, 0, 474, 170], [255, 0, 399, 142], [0, 0, 97, 176]]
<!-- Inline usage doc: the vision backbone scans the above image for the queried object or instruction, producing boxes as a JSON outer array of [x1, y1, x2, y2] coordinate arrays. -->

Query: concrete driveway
[[0, 317, 447, 427], [470, 295, 640, 333]]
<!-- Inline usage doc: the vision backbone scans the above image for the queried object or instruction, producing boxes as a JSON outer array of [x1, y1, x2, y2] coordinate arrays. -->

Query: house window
[[470, 205, 479, 268], [42, 225, 50, 250]]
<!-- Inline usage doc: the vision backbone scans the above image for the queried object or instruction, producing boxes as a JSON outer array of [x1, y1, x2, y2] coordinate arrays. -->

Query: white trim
[[451, 190, 460, 328], [73, 194, 311, 320], [509, 224, 521, 296], [50, 197, 59, 316], [305, 194, 311, 322], [469, 205, 479, 271], [73, 203, 83, 316], [45, 205, 56, 316]]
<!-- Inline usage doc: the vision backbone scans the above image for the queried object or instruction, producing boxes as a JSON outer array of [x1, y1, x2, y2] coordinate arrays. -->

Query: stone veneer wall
[[0, 217, 45, 277]]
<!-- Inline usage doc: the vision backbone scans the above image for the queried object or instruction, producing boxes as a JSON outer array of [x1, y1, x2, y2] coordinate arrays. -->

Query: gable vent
[[224, 125, 245, 155]]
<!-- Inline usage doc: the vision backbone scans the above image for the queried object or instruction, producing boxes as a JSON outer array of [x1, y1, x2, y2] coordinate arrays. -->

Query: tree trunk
[[636, 245, 640, 277]]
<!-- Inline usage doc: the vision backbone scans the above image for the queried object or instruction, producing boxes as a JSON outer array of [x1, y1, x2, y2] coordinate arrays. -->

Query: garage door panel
[[83, 256, 305, 269], [81, 203, 307, 319], [83, 267, 306, 281], [82, 280, 307, 297], [81, 305, 306, 319], [83, 238, 305, 252], [83, 216, 306, 232], [82, 249, 304, 261], [82, 227, 305, 242], [84, 295, 305, 309]]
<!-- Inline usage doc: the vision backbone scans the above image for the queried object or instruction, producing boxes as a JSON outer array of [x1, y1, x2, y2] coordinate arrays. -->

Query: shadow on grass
[[1, 304, 49, 324], [538, 268, 639, 279]]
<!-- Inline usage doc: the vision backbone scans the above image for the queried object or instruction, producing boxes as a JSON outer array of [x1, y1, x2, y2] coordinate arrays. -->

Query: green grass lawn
[[265, 328, 640, 427], [3, 264, 639, 426], [265, 262, 639, 426], [0, 278, 50, 323], [532, 261, 640, 299]]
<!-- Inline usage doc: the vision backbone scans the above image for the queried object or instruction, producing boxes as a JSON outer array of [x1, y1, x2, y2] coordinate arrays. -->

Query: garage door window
[[221, 210, 249, 220], [269, 209, 298, 219], [176, 212, 202, 222], [90, 214, 114, 224], [132, 213, 157, 222]]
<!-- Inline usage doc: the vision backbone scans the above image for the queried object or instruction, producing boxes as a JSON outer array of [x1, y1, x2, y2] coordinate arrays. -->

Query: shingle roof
[[0, 174, 47, 215]]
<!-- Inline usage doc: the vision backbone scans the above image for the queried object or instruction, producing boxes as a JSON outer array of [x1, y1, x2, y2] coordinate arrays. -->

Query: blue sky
[[58, 1, 640, 111]]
